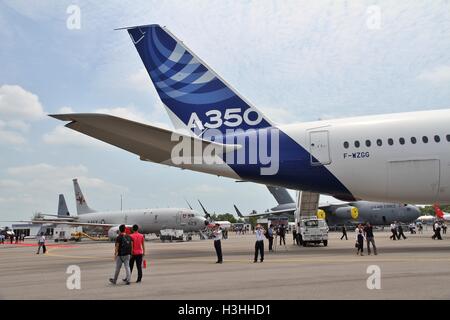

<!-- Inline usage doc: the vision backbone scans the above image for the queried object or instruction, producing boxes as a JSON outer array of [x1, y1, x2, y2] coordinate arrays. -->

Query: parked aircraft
[[10, 179, 208, 240], [234, 186, 421, 225], [52, 24, 450, 213]]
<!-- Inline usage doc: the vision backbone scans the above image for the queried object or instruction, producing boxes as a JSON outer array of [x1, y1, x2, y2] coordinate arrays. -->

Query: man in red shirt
[[128, 224, 146, 283]]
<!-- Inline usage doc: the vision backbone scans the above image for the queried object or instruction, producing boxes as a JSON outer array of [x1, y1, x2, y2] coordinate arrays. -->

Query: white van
[[298, 217, 329, 247]]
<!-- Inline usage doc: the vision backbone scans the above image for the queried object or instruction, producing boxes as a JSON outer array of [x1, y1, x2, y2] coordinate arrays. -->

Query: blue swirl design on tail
[[127, 25, 272, 134]]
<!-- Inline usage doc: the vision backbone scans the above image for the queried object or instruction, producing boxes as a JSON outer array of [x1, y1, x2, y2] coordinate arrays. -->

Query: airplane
[[233, 186, 421, 225], [51, 24, 450, 215], [433, 204, 450, 221], [10, 179, 208, 240], [416, 204, 450, 224], [197, 200, 232, 230]]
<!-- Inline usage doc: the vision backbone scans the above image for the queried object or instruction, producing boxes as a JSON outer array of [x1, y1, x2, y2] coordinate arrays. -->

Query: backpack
[[117, 234, 132, 256]]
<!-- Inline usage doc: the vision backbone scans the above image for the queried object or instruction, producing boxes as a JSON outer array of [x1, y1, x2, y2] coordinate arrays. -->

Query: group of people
[[0, 233, 25, 244], [389, 222, 408, 240], [354, 223, 377, 256], [432, 220, 446, 240], [212, 223, 290, 264]]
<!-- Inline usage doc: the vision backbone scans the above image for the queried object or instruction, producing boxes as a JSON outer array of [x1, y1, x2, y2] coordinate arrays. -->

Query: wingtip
[[48, 114, 73, 121]]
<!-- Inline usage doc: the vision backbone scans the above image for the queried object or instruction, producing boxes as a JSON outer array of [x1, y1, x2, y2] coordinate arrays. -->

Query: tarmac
[[0, 230, 449, 300]]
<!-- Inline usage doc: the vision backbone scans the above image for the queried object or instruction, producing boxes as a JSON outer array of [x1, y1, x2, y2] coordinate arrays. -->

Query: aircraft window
[[411, 137, 417, 144], [376, 139, 382, 146], [447, 134, 450, 142], [365, 140, 371, 147], [434, 135, 440, 143], [388, 138, 394, 146], [354, 141, 360, 148], [399, 137, 405, 145], [422, 136, 428, 143], [343, 141, 349, 149]]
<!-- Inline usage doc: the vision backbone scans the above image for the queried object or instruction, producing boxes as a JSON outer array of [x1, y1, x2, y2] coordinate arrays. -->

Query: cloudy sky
[[1, 1, 449, 223]]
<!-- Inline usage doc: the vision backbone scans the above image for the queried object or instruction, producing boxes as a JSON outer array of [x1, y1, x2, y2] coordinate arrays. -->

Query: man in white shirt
[[212, 224, 223, 264], [389, 222, 397, 240], [36, 232, 46, 254], [254, 224, 266, 263]]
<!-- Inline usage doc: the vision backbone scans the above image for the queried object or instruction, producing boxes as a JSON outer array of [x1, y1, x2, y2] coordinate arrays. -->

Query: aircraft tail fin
[[123, 24, 273, 135], [57, 194, 70, 217], [433, 204, 444, 219], [73, 179, 96, 215], [267, 186, 294, 205], [233, 205, 244, 218]]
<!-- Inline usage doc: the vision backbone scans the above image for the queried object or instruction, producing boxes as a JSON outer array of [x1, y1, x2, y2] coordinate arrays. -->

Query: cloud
[[42, 125, 106, 147], [0, 162, 128, 216], [0, 85, 45, 145], [0, 85, 45, 120], [0, 124, 27, 145], [417, 65, 450, 84], [57, 106, 74, 114], [128, 68, 152, 92]]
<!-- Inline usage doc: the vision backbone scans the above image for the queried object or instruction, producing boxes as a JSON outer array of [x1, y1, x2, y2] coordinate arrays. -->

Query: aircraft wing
[[50, 113, 241, 168], [233, 205, 294, 218]]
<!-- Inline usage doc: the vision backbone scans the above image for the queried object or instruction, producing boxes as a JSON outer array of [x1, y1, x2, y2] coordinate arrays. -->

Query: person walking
[[212, 224, 223, 263], [341, 225, 348, 240], [364, 223, 377, 255], [390, 222, 397, 240], [128, 224, 145, 283], [355, 225, 365, 256], [36, 232, 46, 254], [279, 224, 286, 246], [254, 224, 265, 263], [109, 224, 132, 285], [397, 224, 407, 240], [292, 228, 297, 245], [432, 221, 442, 240], [267, 225, 274, 251]]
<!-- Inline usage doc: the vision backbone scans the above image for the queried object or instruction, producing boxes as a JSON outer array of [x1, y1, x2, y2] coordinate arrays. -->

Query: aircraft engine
[[334, 206, 359, 220], [316, 209, 326, 219], [107, 225, 133, 241]]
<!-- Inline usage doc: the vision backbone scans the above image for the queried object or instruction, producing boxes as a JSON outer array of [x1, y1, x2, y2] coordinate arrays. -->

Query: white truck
[[298, 217, 329, 247]]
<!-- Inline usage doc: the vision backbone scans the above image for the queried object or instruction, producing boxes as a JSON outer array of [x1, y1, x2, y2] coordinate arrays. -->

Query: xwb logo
[[366, 265, 381, 290]]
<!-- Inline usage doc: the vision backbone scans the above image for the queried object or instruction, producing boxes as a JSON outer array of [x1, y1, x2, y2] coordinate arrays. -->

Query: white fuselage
[[76, 208, 206, 234], [275, 109, 450, 204]]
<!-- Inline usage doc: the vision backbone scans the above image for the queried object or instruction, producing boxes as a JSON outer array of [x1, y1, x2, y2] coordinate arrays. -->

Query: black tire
[[323, 240, 328, 247], [302, 241, 307, 247], [54, 239, 59, 243]]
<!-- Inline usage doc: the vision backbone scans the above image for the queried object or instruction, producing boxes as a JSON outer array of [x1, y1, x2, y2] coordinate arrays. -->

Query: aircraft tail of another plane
[[233, 205, 244, 218], [267, 186, 294, 205], [433, 204, 445, 219], [73, 179, 96, 215], [123, 24, 274, 135], [57, 194, 70, 217]]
